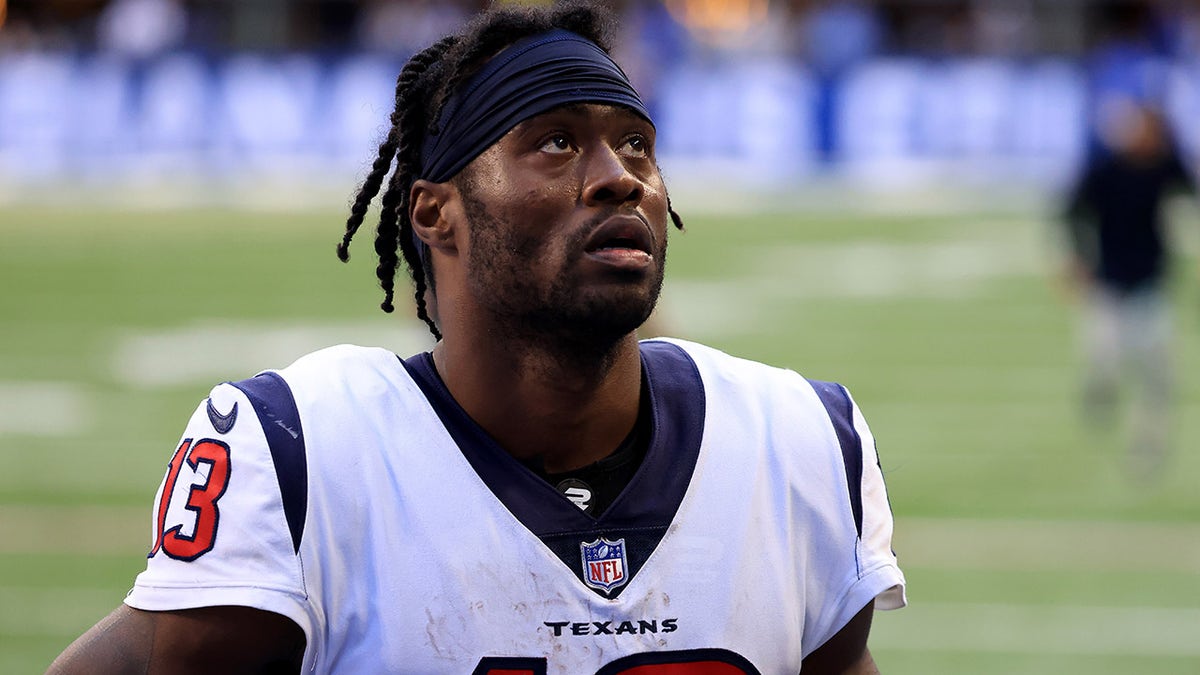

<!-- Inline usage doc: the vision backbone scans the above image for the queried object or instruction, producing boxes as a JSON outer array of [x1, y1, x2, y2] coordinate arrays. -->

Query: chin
[[525, 289, 658, 349], [581, 284, 659, 332]]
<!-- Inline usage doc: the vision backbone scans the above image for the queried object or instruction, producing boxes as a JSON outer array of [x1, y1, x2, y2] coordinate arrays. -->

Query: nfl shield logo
[[580, 537, 628, 593]]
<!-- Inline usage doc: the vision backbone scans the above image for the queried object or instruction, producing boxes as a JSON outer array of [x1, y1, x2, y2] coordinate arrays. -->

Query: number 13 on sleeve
[[148, 437, 232, 562]]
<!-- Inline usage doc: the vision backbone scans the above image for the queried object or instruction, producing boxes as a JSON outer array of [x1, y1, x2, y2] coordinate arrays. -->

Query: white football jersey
[[126, 338, 905, 674]]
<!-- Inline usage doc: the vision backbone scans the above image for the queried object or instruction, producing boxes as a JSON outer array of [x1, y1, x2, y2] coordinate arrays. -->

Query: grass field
[[2, 189, 1198, 673]]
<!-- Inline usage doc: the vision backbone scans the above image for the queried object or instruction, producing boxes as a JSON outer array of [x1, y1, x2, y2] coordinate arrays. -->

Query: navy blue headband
[[417, 28, 652, 183]]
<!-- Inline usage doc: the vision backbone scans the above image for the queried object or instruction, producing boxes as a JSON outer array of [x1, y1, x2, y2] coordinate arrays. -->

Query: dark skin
[[412, 103, 667, 473], [47, 604, 305, 674], [49, 103, 881, 674]]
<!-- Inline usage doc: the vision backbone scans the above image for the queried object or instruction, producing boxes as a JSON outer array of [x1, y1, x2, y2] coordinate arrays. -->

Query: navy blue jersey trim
[[808, 379, 864, 540], [400, 354, 584, 533], [610, 341, 706, 531], [400, 341, 705, 596], [230, 372, 307, 554]]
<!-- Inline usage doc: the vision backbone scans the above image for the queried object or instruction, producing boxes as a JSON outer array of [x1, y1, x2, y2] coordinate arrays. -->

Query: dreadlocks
[[338, 0, 684, 340]]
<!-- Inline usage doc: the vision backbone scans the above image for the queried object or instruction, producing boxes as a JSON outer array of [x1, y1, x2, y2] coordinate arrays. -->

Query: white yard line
[[0, 382, 92, 436], [661, 232, 1047, 335], [754, 237, 1045, 299], [111, 319, 434, 388]]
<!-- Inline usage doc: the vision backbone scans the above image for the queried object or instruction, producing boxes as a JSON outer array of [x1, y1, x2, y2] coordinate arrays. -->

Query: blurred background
[[2, 1, 1199, 673], [4, 0, 1200, 189]]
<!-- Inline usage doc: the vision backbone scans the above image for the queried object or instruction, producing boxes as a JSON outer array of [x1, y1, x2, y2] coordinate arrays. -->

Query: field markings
[[111, 319, 433, 388], [662, 231, 1049, 335], [104, 233, 1048, 384], [755, 237, 1045, 299], [0, 382, 92, 436]]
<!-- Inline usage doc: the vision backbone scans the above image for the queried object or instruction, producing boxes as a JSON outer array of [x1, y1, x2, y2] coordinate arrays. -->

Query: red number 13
[[149, 438, 232, 562]]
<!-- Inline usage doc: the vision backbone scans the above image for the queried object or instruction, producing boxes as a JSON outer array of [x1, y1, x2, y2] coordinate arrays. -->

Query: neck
[[432, 331, 643, 473]]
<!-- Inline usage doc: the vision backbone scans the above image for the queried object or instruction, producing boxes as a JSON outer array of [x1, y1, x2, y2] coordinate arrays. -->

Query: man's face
[[454, 103, 670, 346]]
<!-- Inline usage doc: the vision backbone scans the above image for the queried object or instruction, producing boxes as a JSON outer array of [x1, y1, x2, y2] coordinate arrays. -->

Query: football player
[[1063, 101, 1197, 477], [50, 2, 905, 673]]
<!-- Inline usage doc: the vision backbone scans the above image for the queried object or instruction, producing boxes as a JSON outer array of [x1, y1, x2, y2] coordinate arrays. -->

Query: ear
[[409, 179, 461, 253]]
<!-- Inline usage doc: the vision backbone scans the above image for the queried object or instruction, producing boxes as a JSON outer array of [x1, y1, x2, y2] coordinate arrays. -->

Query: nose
[[581, 145, 643, 207]]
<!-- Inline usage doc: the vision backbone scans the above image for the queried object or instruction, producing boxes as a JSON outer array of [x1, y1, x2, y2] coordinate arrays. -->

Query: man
[[1063, 100, 1196, 476], [50, 2, 904, 673]]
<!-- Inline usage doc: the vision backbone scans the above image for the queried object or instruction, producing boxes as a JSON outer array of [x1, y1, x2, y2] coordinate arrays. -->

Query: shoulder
[[643, 337, 828, 406], [239, 344, 412, 409], [641, 337, 805, 385], [645, 337, 863, 458], [647, 337, 871, 473], [273, 344, 404, 384], [206, 344, 404, 435]]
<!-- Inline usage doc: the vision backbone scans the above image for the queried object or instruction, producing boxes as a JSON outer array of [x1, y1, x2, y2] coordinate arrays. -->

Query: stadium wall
[[2, 50, 1199, 191]]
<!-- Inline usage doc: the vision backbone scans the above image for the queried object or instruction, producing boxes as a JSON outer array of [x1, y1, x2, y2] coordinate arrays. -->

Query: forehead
[[510, 103, 655, 134], [458, 103, 659, 183]]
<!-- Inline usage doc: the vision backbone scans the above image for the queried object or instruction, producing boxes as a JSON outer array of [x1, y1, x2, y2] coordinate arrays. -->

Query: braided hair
[[337, 0, 685, 340]]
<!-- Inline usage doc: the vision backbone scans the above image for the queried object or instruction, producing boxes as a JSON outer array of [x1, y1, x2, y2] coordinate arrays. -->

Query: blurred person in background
[[1080, 0, 1171, 161], [1061, 99, 1197, 479], [96, 0, 186, 58], [792, 0, 883, 164], [96, 0, 187, 128]]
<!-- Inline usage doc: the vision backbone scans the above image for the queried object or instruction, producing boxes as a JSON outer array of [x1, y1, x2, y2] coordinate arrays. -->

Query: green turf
[[3, 198, 1198, 672]]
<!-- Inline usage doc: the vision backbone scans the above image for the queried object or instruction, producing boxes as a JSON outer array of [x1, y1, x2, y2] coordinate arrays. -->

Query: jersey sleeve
[[124, 373, 310, 633], [802, 381, 906, 658], [849, 390, 906, 610]]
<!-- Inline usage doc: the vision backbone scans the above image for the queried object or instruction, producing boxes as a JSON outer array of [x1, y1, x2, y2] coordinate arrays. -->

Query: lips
[[583, 215, 653, 256]]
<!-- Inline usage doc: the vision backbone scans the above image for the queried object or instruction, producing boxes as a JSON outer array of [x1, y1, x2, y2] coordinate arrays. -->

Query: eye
[[619, 134, 650, 158], [540, 133, 573, 154]]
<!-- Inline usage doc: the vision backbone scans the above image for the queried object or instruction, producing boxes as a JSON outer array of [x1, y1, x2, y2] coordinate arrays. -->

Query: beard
[[459, 188, 666, 358]]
